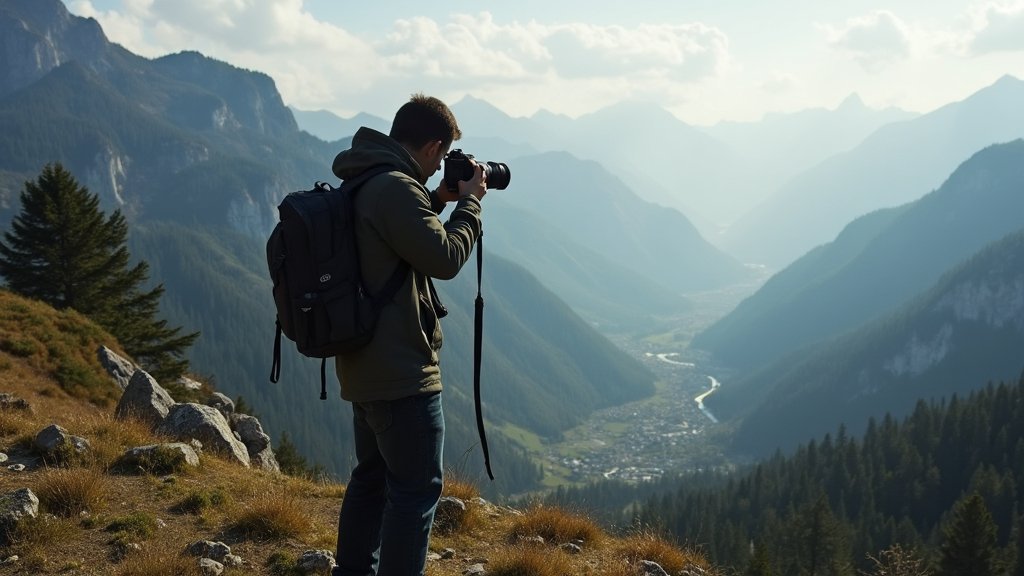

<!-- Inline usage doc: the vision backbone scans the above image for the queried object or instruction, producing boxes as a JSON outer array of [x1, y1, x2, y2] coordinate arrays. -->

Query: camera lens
[[483, 162, 511, 190]]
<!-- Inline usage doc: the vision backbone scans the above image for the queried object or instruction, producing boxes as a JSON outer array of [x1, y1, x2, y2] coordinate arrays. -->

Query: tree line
[[550, 375, 1024, 575]]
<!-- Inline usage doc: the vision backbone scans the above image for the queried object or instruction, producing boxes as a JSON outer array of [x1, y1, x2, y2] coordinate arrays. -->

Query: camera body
[[444, 149, 511, 194]]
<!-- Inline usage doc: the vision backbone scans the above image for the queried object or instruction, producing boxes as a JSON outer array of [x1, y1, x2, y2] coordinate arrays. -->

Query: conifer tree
[[0, 163, 198, 381], [937, 492, 996, 576]]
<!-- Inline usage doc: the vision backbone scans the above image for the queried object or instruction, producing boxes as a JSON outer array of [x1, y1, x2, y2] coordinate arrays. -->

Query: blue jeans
[[333, 391, 444, 576]]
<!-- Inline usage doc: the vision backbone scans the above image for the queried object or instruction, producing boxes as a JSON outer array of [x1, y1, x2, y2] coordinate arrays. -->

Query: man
[[330, 94, 486, 576]]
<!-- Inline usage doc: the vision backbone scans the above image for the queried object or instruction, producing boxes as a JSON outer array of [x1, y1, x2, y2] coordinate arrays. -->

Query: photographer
[[330, 93, 485, 576]]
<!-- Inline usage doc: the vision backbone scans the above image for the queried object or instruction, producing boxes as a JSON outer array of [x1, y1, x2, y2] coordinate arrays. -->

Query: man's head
[[390, 94, 461, 179]]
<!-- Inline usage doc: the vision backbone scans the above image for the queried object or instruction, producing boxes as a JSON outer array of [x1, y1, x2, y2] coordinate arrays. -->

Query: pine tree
[[0, 163, 198, 381], [937, 492, 997, 576]]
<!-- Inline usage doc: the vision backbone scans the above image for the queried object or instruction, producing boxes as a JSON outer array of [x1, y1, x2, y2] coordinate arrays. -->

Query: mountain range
[[701, 139, 1024, 454]]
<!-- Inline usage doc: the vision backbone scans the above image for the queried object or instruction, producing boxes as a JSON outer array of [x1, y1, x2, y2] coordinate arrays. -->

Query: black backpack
[[267, 165, 408, 399]]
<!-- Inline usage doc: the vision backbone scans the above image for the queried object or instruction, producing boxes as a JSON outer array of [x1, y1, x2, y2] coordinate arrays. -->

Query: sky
[[63, 0, 1024, 126]]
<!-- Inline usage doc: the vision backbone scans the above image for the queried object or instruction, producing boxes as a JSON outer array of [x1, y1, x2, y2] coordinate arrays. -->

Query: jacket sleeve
[[373, 175, 482, 280]]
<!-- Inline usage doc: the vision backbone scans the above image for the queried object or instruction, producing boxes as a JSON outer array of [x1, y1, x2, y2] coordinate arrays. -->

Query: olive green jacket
[[331, 127, 481, 402]]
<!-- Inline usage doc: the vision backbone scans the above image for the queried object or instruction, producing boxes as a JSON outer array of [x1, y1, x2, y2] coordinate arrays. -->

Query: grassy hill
[[0, 289, 718, 575]]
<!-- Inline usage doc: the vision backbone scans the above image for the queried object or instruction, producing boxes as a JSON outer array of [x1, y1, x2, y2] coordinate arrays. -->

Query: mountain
[[483, 151, 753, 293], [0, 0, 658, 495], [289, 106, 389, 142], [721, 74, 1024, 267], [695, 139, 1024, 375], [727, 226, 1024, 455], [703, 93, 917, 208]]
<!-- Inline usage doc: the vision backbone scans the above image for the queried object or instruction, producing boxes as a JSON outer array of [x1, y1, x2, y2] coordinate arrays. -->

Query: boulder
[[121, 443, 200, 473], [115, 370, 175, 429], [230, 413, 279, 473], [0, 488, 38, 544], [97, 345, 137, 390], [156, 404, 250, 468], [298, 549, 336, 573], [0, 393, 32, 413], [34, 424, 90, 462], [205, 392, 234, 418]]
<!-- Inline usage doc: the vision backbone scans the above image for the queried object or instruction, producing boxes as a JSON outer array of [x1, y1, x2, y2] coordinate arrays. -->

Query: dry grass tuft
[[231, 488, 311, 540], [112, 543, 204, 576], [485, 545, 575, 576], [36, 466, 108, 516], [507, 504, 605, 547], [617, 529, 712, 575], [84, 414, 156, 470], [4, 514, 79, 572]]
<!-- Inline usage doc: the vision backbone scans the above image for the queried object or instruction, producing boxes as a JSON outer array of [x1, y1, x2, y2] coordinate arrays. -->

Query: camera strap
[[474, 231, 494, 480]]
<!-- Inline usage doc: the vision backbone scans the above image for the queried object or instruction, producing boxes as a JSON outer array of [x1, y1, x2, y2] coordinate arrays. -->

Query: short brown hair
[[389, 93, 462, 149]]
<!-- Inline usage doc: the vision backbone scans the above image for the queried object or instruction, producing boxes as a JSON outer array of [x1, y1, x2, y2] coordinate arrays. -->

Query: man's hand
[[435, 163, 487, 202], [459, 163, 487, 201]]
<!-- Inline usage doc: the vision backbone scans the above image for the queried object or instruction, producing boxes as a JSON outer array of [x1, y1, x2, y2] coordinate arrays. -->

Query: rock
[[433, 496, 466, 534], [156, 404, 250, 468], [441, 548, 456, 559], [559, 542, 582, 554], [0, 393, 32, 413], [641, 560, 669, 576], [298, 549, 336, 573], [464, 564, 486, 576], [97, 345, 137, 390], [34, 424, 90, 462], [230, 413, 279, 473], [115, 370, 175, 429], [199, 558, 224, 576], [0, 453, 7, 464], [0, 556, 18, 566], [188, 540, 231, 561], [178, 376, 204, 391], [206, 392, 234, 418], [427, 552, 442, 561], [7, 464, 24, 472], [121, 443, 200, 473], [222, 554, 243, 568], [0, 488, 38, 544]]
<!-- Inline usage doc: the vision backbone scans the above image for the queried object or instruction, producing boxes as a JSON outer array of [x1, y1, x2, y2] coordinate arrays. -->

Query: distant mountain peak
[[837, 93, 866, 111]]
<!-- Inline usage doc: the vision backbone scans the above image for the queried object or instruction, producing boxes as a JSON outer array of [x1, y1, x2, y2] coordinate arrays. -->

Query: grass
[[507, 504, 605, 547], [112, 544, 205, 576], [434, 474, 484, 535], [173, 486, 230, 515], [230, 488, 310, 540], [616, 529, 714, 575], [485, 545, 575, 576], [35, 466, 108, 516]]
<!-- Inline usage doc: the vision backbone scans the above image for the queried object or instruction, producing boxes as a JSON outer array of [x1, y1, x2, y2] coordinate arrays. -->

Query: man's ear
[[425, 140, 444, 157]]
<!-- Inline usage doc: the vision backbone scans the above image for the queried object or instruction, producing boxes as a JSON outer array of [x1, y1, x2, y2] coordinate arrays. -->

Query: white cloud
[[967, 1, 1024, 54], [823, 10, 913, 72], [65, 1, 730, 117]]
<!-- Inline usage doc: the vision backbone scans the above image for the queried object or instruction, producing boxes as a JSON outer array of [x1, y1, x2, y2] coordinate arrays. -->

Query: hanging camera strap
[[474, 230, 494, 480]]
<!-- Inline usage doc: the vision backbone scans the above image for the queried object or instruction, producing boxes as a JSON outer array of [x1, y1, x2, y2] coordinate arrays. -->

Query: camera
[[444, 149, 511, 194]]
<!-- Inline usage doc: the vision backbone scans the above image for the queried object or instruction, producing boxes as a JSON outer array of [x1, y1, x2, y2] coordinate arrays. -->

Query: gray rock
[[206, 392, 234, 418], [230, 413, 279, 473], [559, 542, 582, 554], [0, 393, 32, 413], [178, 376, 204, 391], [641, 560, 670, 576], [156, 404, 250, 468], [34, 424, 90, 461], [433, 496, 466, 533], [97, 345, 137, 390], [121, 443, 200, 472], [199, 557, 224, 576], [7, 464, 24, 472], [441, 548, 456, 559], [0, 488, 38, 542], [222, 554, 243, 567], [463, 564, 486, 576], [298, 549, 336, 573], [115, 370, 175, 429], [188, 540, 232, 561]]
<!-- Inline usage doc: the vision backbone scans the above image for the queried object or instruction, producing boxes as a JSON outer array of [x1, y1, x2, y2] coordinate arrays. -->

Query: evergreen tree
[[0, 163, 197, 381], [937, 492, 997, 576], [275, 431, 310, 477]]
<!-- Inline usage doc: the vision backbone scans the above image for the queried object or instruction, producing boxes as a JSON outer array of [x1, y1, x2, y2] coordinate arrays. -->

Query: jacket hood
[[332, 127, 425, 183]]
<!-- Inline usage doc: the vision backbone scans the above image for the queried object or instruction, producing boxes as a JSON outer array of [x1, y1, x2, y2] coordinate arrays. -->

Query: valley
[[509, 272, 770, 490]]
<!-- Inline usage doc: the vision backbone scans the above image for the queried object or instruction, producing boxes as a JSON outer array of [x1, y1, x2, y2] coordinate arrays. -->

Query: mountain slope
[[723, 226, 1024, 455], [695, 139, 1024, 375], [721, 74, 1024, 267]]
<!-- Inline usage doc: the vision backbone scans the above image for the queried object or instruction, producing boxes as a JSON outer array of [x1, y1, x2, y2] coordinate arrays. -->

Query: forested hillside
[[551, 376, 1024, 575]]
